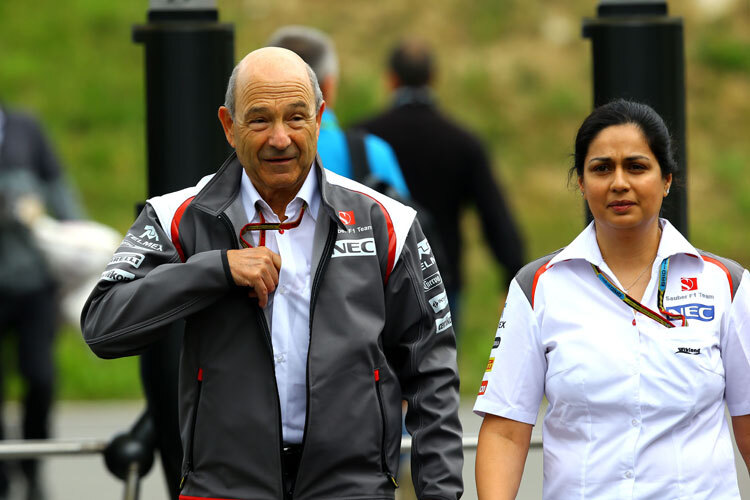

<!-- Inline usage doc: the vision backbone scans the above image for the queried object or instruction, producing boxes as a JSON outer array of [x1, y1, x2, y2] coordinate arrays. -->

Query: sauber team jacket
[[81, 154, 463, 500]]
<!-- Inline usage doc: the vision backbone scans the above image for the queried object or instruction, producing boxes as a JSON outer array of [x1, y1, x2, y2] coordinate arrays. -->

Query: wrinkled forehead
[[239, 79, 314, 108]]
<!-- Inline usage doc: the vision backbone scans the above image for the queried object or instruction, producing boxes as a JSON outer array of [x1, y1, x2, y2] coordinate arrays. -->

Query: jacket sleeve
[[383, 219, 463, 500], [80, 203, 235, 358]]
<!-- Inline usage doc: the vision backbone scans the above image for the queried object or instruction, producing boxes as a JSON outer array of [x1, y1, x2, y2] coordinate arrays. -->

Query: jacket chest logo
[[332, 237, 376, 258]]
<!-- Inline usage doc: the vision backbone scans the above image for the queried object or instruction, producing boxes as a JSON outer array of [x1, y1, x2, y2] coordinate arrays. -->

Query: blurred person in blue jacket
[[266, 26, 410, 199], [0, 104, 83, 500]]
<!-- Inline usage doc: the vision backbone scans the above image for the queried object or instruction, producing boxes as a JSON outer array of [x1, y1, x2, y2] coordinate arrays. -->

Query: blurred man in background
[[356, 39, 525, 333], [266, 26, 410, 199], [0, 104, 83, 500]]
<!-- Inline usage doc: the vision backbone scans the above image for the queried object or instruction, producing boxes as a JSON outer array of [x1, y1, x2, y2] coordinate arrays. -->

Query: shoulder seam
[[697, 249, 744, 300], [515, 248, 564, 308]]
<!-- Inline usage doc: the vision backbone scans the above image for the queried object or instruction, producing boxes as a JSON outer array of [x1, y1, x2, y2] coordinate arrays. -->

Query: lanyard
[[239, 204, 306, 248], [591, 257, 688, 328]]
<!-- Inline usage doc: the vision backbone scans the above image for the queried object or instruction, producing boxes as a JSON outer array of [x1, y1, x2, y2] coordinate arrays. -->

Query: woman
[[474, 100, 750, 499]]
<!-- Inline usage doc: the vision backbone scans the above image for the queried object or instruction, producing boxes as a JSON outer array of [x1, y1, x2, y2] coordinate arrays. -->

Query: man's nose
[[268, 121, 292, 150]]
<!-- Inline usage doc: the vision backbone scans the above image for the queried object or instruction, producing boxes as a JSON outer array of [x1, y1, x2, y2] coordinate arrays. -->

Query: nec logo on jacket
[[332, 237, 376, 257]]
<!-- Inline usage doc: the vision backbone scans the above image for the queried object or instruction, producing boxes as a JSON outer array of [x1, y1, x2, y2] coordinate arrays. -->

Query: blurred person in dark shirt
[[356, 39, 525, 333], [0, 104, 83, 500]]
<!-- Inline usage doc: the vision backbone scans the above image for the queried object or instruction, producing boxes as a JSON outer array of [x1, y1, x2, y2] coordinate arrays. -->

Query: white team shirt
[[474, 219, 750, 499], [240, 167, 319, 445]]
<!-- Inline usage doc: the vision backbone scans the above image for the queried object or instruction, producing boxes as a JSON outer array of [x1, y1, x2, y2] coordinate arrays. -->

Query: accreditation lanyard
[[239, 204, 306, 248], [591, 258, 688, 328]]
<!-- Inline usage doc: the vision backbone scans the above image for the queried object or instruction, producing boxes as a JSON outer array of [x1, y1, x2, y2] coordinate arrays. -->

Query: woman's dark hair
[[569, 99, 677, 181]]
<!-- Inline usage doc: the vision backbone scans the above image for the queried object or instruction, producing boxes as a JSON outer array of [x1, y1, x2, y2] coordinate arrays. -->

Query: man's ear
[[218, 106, 236, 148], [314, 101, 326, 141]]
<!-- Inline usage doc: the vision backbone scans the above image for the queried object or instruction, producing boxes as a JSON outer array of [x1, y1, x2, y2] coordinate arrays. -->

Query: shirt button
[[625, 471, 633, 479], [632, 318, 636, 326], [631, 419, 639, 427], [279, 229, 285, 234]]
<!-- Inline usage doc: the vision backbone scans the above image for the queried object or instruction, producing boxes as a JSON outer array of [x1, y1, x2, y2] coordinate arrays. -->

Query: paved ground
[[2, 400, 749, 499]]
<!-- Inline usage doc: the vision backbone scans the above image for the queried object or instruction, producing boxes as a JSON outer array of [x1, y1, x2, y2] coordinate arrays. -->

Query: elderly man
[[81, 48, 462, 500]]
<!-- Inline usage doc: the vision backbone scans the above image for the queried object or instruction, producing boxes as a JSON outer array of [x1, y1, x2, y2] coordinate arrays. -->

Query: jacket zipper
[[374, 369, 399, 488], [221, 212, 286, 495], [179, 368, 204, 490], [294, 221, 338, 492]]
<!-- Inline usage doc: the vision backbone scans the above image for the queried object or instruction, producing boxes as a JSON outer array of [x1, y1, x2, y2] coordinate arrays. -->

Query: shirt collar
[[549, 218, 702, 269], [240, 164, 320, 223]]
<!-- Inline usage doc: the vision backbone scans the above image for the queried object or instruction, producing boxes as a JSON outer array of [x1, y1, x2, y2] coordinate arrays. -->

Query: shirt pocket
[[664, 325, 723, 376]]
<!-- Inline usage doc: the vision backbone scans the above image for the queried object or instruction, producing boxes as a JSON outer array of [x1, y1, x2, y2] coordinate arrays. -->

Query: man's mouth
[[264, 156, 295, 164]]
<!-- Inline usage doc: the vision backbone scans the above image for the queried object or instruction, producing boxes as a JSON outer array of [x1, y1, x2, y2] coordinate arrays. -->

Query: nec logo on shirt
[[338, 210, 355, 225], [666, 303, 715, 322], [681, 277, 698, 291]]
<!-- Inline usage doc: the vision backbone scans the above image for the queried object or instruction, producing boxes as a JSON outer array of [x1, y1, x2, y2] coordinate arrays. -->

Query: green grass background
[[1, 0, 749, 400]]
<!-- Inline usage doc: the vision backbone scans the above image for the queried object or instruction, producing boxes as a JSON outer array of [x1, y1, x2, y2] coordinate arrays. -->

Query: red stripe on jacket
[[349, 190, 397, 284], [171, 196, 195, 263]]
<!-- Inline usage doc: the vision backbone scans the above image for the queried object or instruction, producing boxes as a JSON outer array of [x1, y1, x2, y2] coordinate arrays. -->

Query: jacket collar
[[549, 218, 702, 270]]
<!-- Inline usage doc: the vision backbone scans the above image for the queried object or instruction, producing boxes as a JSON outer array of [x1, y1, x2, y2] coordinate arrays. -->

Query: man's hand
[[227, 247, 282, 308]]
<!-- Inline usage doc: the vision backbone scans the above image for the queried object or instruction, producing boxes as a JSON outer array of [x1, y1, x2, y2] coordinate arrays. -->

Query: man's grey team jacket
[[81, 154, 463, 500]]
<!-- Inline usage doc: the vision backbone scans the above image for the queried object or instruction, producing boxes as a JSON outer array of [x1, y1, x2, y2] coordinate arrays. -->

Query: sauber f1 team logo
[[338, 210, 355, 225], [478, 380, 488, 396], [681, 277, 698, 291]]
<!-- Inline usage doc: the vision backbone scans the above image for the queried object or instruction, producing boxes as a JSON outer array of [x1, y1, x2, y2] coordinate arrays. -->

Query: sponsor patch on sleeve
[[101, 268, 135, 282], [417, 237, 437, 273], [435, 312, 453, 334], [428, 291, 449, 314], [478, 380, 488, 396], [108, 252, 145, 268], [485, 357, 495, 372], [423, 271, 443, 292]]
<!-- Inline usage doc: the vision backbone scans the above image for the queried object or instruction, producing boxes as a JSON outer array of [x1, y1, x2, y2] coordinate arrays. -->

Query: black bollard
[[131, 1, 234, 498], [103, 411, 156, 481], [582, 0, 688, 237]]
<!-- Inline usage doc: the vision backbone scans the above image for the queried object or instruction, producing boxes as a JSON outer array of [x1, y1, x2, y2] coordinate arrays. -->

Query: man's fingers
[[253, 281, 269, 308], [271, 252, 282, 270]]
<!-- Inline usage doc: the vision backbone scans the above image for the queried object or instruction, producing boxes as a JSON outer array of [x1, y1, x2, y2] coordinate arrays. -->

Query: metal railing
[[0, 433, 543, 499]]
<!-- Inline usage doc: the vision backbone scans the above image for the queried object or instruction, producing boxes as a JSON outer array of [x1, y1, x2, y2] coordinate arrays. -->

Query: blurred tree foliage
[[0, 0, 748, 398]]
